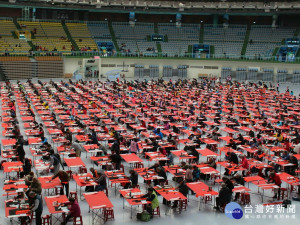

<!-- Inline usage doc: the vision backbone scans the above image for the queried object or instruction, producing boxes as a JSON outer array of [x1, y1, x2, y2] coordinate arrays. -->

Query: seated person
[[142, 187, 159, 216], [154, 167, 167, 186], [172, 179, 189, 208], [224, 152, 239, 176], [61, 197, 81, 225], [95, 172, 107, 191], [214, 183, 232, 210], [124, 170, 138, 189], [231, 174, 245, 201]]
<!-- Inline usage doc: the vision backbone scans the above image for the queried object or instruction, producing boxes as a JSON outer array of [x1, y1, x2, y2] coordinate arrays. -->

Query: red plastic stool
[[73, 216, 83, 225], [55, 186, 63, 195], [103, 208, 115, 221], [152, 206, 160, 216], [241, 193, 251, 205], [279, 188, 288, 200], [134, 162, 144, 168], [179, 199, 188, 211], [79, 167, 87, 174], [42, 215, 51, 225], [204, 195, 212, 203], [70, 191, 78, 201]]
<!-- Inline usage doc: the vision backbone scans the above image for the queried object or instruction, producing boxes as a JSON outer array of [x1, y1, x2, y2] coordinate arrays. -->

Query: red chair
[[73, 216, 83, 225], [42, 215, 51, 225], [103, 208, 115, 221], [55, 186, 63, 195], [69, 191, 78, 201], [79, 167, 87, 174], [179, 199, 188, 211], [279, 188, 288, 200], [204, 196, 212, 203], [152, 206, 160, 217], [134, 162, 144, 168], [211, 174, 221, 184], [240, 193, 251, 205]]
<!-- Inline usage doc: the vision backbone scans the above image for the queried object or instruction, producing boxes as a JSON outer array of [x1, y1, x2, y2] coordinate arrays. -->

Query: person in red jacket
[[268, 172, 282, 199], [61, 197, 81, 225], [240, 154, 249, 177]]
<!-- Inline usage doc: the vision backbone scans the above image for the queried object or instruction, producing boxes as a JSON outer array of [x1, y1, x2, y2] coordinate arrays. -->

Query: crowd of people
[[1, 77, 300, 224]]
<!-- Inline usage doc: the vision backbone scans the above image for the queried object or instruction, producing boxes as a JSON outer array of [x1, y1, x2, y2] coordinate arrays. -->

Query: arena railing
[[0, 51, 300, 63]]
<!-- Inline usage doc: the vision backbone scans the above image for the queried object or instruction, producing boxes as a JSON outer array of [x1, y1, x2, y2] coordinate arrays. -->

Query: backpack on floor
[[137, 211, 151, 222]]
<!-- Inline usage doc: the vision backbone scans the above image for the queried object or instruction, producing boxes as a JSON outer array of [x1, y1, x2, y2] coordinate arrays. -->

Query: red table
[[38, 176, 62, 195], [119, 188, 150, 218], [1, 139, 17, 147], [45, 195, 69, 225], [84, 191, 114, 224], [154, 185, 187, 214], [120, 153, 143, 165], [64, 157, 86, 170]]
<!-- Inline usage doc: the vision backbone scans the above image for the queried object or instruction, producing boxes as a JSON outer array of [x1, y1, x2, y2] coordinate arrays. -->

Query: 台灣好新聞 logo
[[225, 202, 243, 219]]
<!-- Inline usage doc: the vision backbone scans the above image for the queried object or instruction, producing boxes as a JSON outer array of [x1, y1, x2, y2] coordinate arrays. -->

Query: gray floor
[[0, 78, 300, 225]]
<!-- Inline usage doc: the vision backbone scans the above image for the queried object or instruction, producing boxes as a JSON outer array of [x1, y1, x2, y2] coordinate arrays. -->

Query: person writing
[[142, 187, 159, 217], [51, 170, 70, 197], [61, 197, 81, 225], [268, 172, 282, 199], [29, 192, 43, 225]]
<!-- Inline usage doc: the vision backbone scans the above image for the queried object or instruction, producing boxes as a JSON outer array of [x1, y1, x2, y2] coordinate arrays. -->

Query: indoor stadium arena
[[0, 0, 300, 225]]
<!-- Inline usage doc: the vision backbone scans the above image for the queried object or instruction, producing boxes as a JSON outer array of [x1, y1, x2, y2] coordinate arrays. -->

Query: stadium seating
[[246, 25, 296, 58], [66, 22, 98, 51], [112, 22, 157, 55], [0, 19, 31, 53], [203, 25, 247, 57], [158, 23, 200, 56]]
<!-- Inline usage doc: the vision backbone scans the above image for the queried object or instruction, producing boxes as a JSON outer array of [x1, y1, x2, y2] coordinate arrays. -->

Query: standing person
[[268, 172, 282, 199], [61, 197, 81, 225], [129, 138, 139, 154], [240, 154, 249, 176], [48, 153, 61, 175], [51, 170, 70, 197], [29, 192, 43, 225], [16, 143, 25, 162], [72, 141, 83, 157], [110, 151, 122, 170]]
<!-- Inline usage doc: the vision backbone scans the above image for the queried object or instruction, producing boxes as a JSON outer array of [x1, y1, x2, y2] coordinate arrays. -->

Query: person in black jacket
[[214, 183, 232, 210], [16, 143, 25, 162], [222, 177, 234, 194], [154, 167, 167, 186], [111, 140, 120, 155], [110, 151, 122, 170], [224, 152, 239, 175], [172, 179, 189, 208], [21, 158, 32, 177], [124, 170, 138, 188], [227, 139, 237, 150]]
